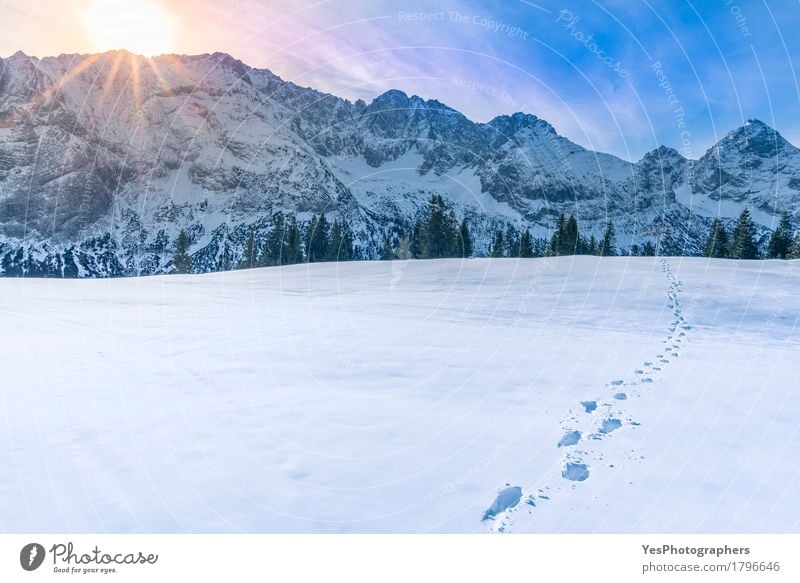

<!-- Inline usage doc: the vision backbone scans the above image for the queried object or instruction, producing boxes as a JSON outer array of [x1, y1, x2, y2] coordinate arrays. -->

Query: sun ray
[[158, 54, 195, 89], [99, 50, 126, 107], [128, 53, 143, 115], [145, 56, 173, 97], [25, 52, 104, 115]]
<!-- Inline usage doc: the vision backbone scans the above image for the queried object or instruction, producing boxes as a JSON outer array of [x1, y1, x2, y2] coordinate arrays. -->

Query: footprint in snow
[[562, 463, 590, 482], [482, 486, 522, 521], [558, 431, 582, 447], [599, 418, 622, 434], [494, 260, 686, 532]]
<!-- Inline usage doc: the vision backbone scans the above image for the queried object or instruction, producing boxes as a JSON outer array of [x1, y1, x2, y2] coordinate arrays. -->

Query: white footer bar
[[2, 534, 797, 582]]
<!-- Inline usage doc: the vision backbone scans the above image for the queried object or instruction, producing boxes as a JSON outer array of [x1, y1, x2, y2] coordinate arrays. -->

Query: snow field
[[0, 257, 798, 533]]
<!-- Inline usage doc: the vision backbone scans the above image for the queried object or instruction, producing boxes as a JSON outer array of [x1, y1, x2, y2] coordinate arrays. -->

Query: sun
[[83, 0, 174, 57]]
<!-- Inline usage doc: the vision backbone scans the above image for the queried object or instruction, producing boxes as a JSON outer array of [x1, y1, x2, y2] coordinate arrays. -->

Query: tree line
[[484, 213, 618, 258], [172, 211, 356, 274], [545, 213, 619, 257], [704, 209, 800, 260], [170, 197, 800, 274], [380, 195, 473, 260], [378, 198, 621, 260]]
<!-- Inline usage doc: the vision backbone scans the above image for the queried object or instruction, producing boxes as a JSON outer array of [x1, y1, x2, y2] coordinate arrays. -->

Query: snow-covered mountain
[[1, 50, 798, 276]]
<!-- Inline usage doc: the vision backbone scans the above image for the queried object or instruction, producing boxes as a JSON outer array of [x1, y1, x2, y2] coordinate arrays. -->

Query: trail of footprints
[[485, 258, 691, 532]]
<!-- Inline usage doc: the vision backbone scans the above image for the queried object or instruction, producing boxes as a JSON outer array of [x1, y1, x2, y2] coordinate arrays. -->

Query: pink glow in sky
[[3, 0, 799, 161]]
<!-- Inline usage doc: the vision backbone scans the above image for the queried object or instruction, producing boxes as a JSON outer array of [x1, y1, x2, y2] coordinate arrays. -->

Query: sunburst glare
[[83, 0, 174, 57]]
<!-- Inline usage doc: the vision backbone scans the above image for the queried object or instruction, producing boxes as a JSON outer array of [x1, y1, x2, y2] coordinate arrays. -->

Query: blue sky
[[3, 0, 800, 160]]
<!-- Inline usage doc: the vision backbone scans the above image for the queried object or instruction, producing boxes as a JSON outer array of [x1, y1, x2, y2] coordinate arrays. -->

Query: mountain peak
[[486, 112, 556, 137], [208, 52, 251, 77], [3, 50, 33, 62], [639, 145, 684, 163], [720, 118, 790, 157], [744, 118, 770, 128], [367, 90, 457, 115], [729, 118, 778, 137], [371, 89, 409, 103]]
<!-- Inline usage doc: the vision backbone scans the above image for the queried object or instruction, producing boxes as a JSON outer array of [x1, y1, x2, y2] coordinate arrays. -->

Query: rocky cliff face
[[0, 50, 797, 276]]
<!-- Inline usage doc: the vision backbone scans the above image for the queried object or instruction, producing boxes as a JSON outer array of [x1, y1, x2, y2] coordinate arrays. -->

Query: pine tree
[[62, 247, 80, 278], [599, 222, 616, 256], [577, 235, 591, 255], [550, 213, 566, 255], [586, 235, 598, 255], [173, 230, 192, 274], [767, 212, 793, 259], [410, 220, 423, 258], [259, 212, 305, 266], [327, 219, 342, 262], [459, 218, 473, 258], [490, 230, 504, 258], [729, 209, 759, 259], [421, 197, 441, 258], [641, 241, 657, 256], [261, 212, 286, 266], [220, 238, 234, 271], [547, 213, 582, 255], [327, 218, 354, 262], [340, 222, 354, 262], [518, 229, 534, 258], [789, 233, 800, 259], [284, 215, 304, 264], [306, 213, 330, 262], [505, 225, 520, 257], [418, 195, 459, 259], [306, 214, 317, 259], [152, 230, 168, 256], [703, 219, 730, 258], [238, 230, 258, 269], [563, 215, 579, 255], [447, 209, 460, 256]]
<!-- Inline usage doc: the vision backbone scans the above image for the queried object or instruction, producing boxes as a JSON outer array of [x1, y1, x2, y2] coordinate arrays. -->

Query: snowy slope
[[1, 257, 798, 533]]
